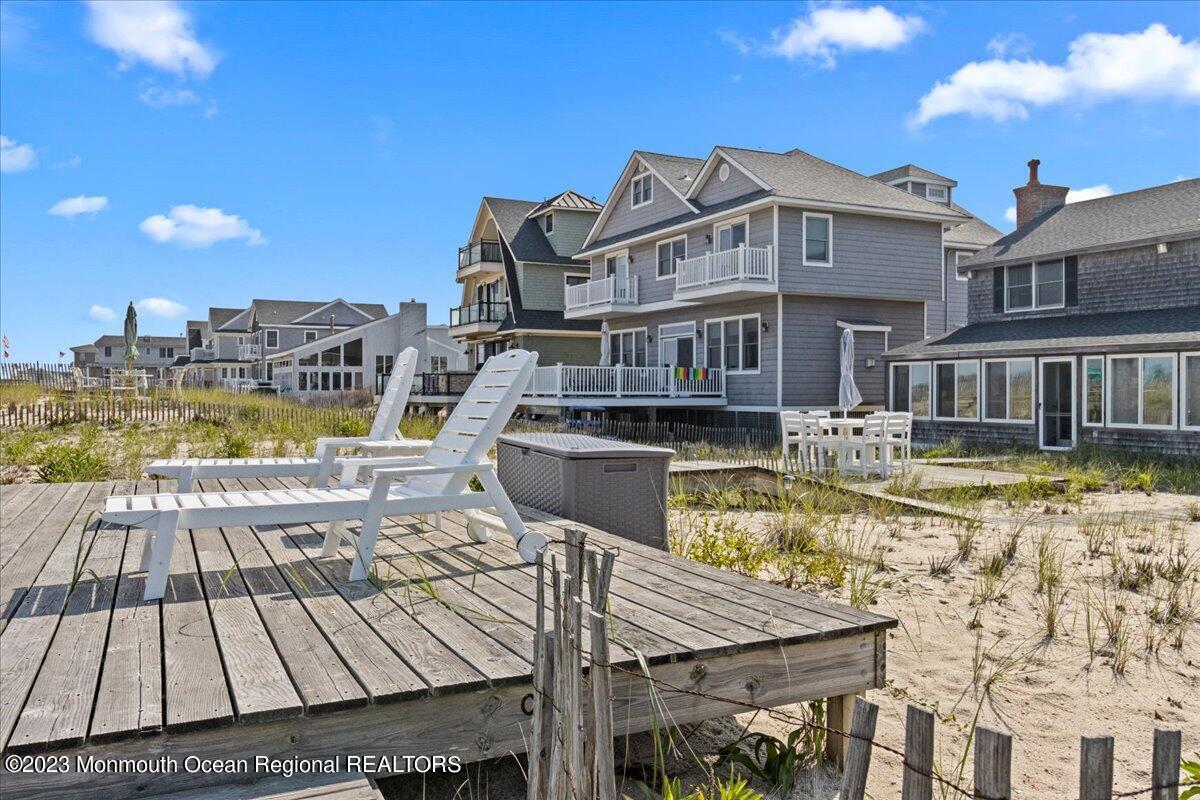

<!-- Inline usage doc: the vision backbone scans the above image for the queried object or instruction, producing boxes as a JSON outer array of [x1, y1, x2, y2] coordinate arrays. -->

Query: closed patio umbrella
[[599, 320, 611, 366], [838, 327, 862, 417], [122, 302, 139, 367]]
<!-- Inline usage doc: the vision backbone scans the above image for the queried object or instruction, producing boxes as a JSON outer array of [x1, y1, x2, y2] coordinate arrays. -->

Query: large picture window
[[704, 315, 760, 373], [1185, 353, 1200, 431], [935, 361, 979, 420], [890, 362, 931, 419], [1084, 357, 1103, 426], [1006, 260, 1065, 312], [1107, 354, 1177, 429], [983, 359, 1033, 423]]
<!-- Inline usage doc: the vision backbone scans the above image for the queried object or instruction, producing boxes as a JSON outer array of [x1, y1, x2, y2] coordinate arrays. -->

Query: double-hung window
[[704, 315, 759, 373], [891, 362, 931, 418], [934, 361, 979, 420], [304, 330, 318, 343], [656, 237, 686, 278], [954, 250, 971, 281], [715, 219, 747, 252], [1006, 260, 1064, 311], [1107, 354, 1176, 429], [982, 359, 1033, 423], [265, 329, 279, 348], [802, 212, 832, 266], [631, 174, 652, 208], [544, 213, 554, 234]]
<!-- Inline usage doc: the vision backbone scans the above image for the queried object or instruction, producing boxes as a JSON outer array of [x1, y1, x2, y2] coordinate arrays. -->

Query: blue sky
[[2, 0, 1197, 360]]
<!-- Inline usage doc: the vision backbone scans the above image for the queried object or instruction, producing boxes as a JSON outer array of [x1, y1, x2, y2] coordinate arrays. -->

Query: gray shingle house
[[71, 334, 187, 381], [884, 161, 1200, 455], [452, 191, 602, 370], [557, 146, 970, 425]]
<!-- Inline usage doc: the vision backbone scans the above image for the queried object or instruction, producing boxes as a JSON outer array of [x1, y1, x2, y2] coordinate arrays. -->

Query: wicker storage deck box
[[496, 433, 675, 550]]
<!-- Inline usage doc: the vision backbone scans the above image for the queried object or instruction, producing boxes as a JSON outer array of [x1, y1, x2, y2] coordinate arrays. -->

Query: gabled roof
[[75, 334, 187, 349], [251, 298, 388, 326], [944, 202, 1003, 249], [582, 151, 704, 249], [208, 307, 243, 330], [964, 179, 1200, 271], [525, 190, 602, 218], [870, 164, 957, 186], [483, 197, 585, 266]]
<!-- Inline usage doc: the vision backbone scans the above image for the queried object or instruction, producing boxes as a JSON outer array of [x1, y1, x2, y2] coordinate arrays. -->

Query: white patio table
[[819, 417, 865, 475]]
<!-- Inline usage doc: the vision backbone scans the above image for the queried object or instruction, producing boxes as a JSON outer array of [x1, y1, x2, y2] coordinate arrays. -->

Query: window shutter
[[1064, 255, 1079, 307], [992, 268, 1004, 313]]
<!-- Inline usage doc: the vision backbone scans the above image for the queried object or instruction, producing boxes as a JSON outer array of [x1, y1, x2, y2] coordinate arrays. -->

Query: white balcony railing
[[676, 245, 774, 291], [238, 343, 262, 360], [564, 276, 638, 311], [190, 346, 215, 361], [527, 364, 724, 399]]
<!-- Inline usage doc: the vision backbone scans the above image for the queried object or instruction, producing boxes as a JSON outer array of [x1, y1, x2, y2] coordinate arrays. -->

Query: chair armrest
[[372, 462, 493, 481], [337, 455, 426, 469], [314, 436, 371, 450]]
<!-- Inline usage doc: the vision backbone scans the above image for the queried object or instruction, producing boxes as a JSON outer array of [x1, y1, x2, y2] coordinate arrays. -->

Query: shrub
[[333, 415, 370, 437], [220, 429, 253, 458], [37, 443, 110, 482]]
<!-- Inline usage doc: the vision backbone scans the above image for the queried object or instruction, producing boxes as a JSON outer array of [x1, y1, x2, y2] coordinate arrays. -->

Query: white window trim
[[703, 313, 761, 375], [265, 328, 279, 349], [712, 214, 751, 253], [953, 250, 971, 282], [1082, 356, 1105, 428], [802, 211, 833, 268], [657, 322, 696, 367], [563, 272, 590, 290], [890, 361, 932, 420], [1182, 352, 1200, 432], [603, 249, 630, 279], [1005, 260, 1065, 313], [544, 212, 554, 235], [630, 174, 653, 209], [1105, 353, 1179, 431], [925, 184, 948, 202], [655, 235, 687, 281], [933, 359, 981, 421], [981, 358, 1035, 425], [304, 330, 318, 343], [607, 326, 648, 367]]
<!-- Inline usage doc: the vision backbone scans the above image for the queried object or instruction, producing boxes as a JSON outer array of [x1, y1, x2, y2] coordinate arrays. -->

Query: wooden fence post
[[974, 727, 1012, 800], [902, 705, 934, 800], [1152, 729, 1181, 800], [1079, 736, 1114, 800], [838, 696, 878, 800], [587, 549, 617, 800]]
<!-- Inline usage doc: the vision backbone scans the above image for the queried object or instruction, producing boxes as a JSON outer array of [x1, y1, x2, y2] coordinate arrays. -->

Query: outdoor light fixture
[[1156, 242, 1170, 254], [705, 233, 713, 244], [761, 321, 769, 333]]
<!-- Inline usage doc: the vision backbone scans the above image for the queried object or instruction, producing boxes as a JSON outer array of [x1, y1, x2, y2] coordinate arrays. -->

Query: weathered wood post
[[527, 553, 549, 800], [1152, 729, 1182, 800], [839, 696, 878, 800], [588, 548, 617, 800], [546, 561, 565, 800], [974, 727, 1012, 800], [1079, 736, 1114, 800], [901, 705, 934, 800], [564, 529, 587, 800]]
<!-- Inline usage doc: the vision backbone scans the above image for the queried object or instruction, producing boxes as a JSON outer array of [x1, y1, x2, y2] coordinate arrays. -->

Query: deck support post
[[824, 691, 861, 768], [143, 509, 179, 601]]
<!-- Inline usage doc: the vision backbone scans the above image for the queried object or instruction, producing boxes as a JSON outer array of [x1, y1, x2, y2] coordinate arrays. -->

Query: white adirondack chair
[[101, 349, 545, 601], [72, 366, 102, 392], [145, 347, 428, 491]]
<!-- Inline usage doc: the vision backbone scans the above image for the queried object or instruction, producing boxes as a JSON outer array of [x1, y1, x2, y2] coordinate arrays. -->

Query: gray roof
[[73, 334, 187, 351], [965, 179, 1200, 270], [944, 203, 1003, 249], [250, 299, 389, 326], [526, 190, 602, 218], [870, 164, 957, 186], [885, 306, 1200, 359], [484, 196, 587, 266], [638, 151, 707, 198], [208, 307, 243, 330]]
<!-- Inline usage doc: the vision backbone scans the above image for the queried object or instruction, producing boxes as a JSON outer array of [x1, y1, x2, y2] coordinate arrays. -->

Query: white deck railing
[[676, 245, 774, 291], [238, 343, 261, 360], [564, 276, 638, 311], [527, 364, 724, 399], [190, 346, 215, 361]]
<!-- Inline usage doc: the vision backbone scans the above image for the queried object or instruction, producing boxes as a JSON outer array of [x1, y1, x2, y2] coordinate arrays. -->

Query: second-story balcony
[[674, 245, 776, 302], [190, 346, 215, 361], [457, 240, 504, 281], [238, 343, 262, 360], [449, 301, 507, 337], [563, 276, 639, 320]]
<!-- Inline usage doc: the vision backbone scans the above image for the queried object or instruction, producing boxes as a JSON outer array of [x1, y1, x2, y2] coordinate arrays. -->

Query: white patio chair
[[145, 347, 430, 491], [780, 411, 804, 470], [840, 413, 889, 478], [800, 411, 833, 474], [72, 366, 101, 392], [884, 412, 912, 473], [101, 350, 545, 600]]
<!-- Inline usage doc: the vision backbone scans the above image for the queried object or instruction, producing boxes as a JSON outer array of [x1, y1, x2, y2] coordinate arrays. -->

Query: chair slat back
[[368, 347, 419, 441], [885, 412, 911, 436], [406, 349, 538, 496], [862, 413, 887, 442]]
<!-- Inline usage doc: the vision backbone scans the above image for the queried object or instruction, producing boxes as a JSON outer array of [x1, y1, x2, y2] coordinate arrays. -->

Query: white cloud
[[1, 134, 37, 172], [136, 297, 187, 318], [1004, 206, 1017, 224], [1003, 183, 1115, 226], [88, 304, 117, 322], [48, 195, 110, 218], [912, 24, 1200, 127], [139, 204, 266, 248], [768, 4, 926, 67], [139, 83, 201, 108], [86, 0, 218, 78], [717, 28, 753, 56], [986, 33, 1032, 59], [54, 155, 83, 170]]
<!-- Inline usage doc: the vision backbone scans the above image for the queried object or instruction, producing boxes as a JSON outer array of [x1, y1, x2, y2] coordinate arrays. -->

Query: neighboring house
[[266, 301, 455, 395], [884, 160, 1200, 455], [871, 164, 1002, 332], [425, 324, 469, 373], [557, 146, 968, 426], [183, 298, 390, 386], [71, 334, 187, 380], [452, 190, 602, 370]]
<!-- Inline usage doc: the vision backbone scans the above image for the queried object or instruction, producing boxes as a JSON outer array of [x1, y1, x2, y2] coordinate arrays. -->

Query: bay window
[[935, 361, 979, 420], [983, 359, 1033, 422], [1107, 354, 1177, 429], [890, 362, 931, 418], [704, 315, 759, 373]]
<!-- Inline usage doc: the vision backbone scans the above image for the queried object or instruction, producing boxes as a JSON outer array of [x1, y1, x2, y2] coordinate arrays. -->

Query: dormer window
[[544, 213, 554, 234], [631, 174, 653, 208], [925, 185, 948, 202]]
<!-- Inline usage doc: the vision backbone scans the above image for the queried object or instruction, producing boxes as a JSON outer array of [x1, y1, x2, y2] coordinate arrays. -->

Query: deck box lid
[[496, 433, 675, 459]]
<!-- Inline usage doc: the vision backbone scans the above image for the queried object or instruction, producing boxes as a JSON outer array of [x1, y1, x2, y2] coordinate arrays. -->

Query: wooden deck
[[0, 478, 894, 799]]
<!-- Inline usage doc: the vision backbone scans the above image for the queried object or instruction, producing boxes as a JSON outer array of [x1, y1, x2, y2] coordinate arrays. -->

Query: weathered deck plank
[[0, 482, 90, 625], [0, 483, 49, 545]]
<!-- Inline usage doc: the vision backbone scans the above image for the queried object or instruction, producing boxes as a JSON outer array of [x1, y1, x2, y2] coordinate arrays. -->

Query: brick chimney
[[1013, 159, 1069, 227]]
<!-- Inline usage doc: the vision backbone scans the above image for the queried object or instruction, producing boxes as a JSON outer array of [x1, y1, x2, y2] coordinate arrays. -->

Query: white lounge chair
[[72, 366, 102, 392], [145, 347, 430, 491], [101, 349, 546, 601]]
